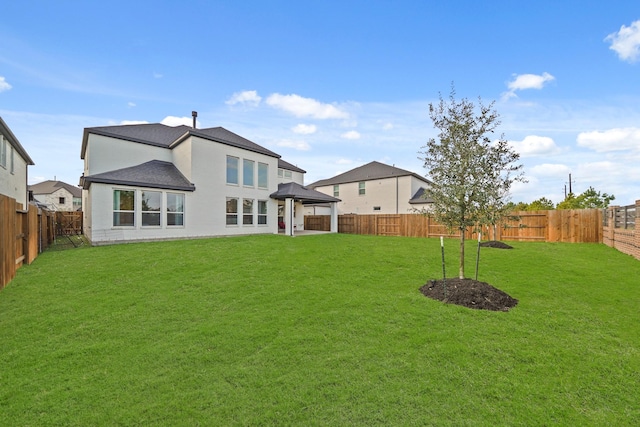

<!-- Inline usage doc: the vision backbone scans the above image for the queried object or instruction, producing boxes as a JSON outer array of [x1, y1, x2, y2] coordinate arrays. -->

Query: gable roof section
[[309, 161, 432, 188], [278, 158, 306, 173], [81, 123, 280, 159], [0, 116, 35, 165], [29, 180, 82, 198], [409, 187, 434, 204], [270, 182, 340, 204], [81, 160, 196, 192]]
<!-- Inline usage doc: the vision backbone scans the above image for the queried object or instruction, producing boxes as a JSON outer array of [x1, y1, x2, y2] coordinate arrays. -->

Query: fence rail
[[1, 194, 55, 289], [603, 201, 640, 260], [305, 209, 603, 243]]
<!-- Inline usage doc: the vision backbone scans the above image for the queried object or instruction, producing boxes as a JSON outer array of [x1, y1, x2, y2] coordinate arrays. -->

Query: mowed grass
[[1, 234, 639, 426]]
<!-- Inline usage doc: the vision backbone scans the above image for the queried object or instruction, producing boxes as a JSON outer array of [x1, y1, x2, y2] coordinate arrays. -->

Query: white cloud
[[275, 139, 311, 151], [382, 122, 393, 130], [226, 90, 262, 107], [120, 120, 149, 125], [153, 72, 163, 79], [292, 124, 317, 134], [529, 163, 571, 178], [577, 127, 640, 152], [127, 102, 136, 108], [341, 130, 361, 140], [605, 20, 640, 63], [266, 93, 349, 119], [336, 158, 353, 165], [161, 116, 197, 127], [503, 72, 555, 99], [0, 76, 12, 92], [508, 135, 560, 157]]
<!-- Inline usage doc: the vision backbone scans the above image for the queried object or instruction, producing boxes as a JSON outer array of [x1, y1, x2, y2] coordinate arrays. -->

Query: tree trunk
[[459, 227, 465, 279]]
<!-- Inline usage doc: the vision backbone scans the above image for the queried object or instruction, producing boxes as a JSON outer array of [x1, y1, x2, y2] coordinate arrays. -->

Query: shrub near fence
[[0, 194, 55, 289], [603, 200, 640, 260], [305, 209, 603, 243]]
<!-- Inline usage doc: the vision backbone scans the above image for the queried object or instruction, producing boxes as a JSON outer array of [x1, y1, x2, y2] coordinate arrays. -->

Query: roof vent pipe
[[192, 111, 197, 129]]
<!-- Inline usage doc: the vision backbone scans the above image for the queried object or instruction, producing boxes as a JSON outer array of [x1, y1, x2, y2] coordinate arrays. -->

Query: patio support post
[[284, 198, 294, 236], [330, 202, 338, 233]]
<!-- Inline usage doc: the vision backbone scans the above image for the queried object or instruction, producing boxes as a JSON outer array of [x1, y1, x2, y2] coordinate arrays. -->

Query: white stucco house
[[0, 117, 35, 208], [79, 122, 339, 245], [29, 180, 82, 211], [307, 161, 433, 215]]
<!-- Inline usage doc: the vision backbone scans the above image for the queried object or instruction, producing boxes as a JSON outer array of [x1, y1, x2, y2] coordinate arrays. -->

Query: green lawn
[[1, 234, 639, 426]]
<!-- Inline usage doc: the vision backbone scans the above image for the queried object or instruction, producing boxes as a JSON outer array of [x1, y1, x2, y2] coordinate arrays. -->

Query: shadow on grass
[[49, 235, 91, 251]]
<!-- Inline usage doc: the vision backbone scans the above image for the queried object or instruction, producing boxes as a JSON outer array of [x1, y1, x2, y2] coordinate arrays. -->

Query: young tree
[[420, 87, 524, 279], [556, 186, 615, 209]]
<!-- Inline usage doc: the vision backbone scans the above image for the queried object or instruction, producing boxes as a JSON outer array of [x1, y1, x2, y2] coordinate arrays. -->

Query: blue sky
[[1, 1, 639, 204]]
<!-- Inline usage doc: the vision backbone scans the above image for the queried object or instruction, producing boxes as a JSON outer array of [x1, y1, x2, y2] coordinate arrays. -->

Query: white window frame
[[258, 162, 268, 189], [113, 189, 136, 227], [166, 192, 185, 227], [258, 200, 268, 225], [226, 156, 239, 185], [243, 159, 255, 187], [141, 190, 162, 227], [226, 197, 239, 225], [359, 181, 366, 196], [243, 198, 254, 225], [333, 185, 339, 197]]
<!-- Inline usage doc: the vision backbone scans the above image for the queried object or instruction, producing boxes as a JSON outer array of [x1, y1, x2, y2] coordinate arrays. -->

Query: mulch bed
[[419, 278, 518, 311], [479, 240, 513, 249]]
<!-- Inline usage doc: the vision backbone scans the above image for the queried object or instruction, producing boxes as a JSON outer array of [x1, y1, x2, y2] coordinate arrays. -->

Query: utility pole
[[566, 173, 575, 195]]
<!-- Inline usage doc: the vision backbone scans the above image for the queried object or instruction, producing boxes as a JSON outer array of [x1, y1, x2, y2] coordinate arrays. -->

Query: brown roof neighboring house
[[29, 180, 82, 198]]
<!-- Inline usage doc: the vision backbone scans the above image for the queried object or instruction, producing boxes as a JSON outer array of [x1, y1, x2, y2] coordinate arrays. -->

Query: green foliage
[[1, 235, 639, 425], [557, 186, 615, 209], [518, 197, 555, 211], [420, 85, 524, 277]]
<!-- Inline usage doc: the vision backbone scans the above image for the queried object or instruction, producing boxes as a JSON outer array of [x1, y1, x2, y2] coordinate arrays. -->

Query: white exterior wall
[[33, 188, 76, 211], [0, 146, 29, 207], [84, 134, 171, 176], [84, 135, 279, 244], [315, 175, 429, 215]]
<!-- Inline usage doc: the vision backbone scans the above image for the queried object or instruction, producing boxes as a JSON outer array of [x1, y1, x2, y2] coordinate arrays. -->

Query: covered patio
[[270, 182, 340, 237]]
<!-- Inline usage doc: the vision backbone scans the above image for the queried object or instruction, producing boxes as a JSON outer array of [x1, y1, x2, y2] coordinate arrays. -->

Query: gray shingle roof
[[81, 124, 280, 159], [29, 180, 82, 198], [81, 160, 196, 191], [270, 182, 340, 204], [278, 158, 306, 173], [409, 187, 434, 204], [308, 161, 432, 188]]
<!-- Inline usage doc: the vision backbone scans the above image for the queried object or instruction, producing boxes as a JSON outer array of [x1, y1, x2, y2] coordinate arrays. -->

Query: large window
[[113, 190, 135, 226], [359, 181, 366, 195], [258, 200, 267, 225], [226, 156, 239, 185], [226, 197, 238, 225], [258, 163, 268, 189], [142, 191, 161, 226], [243, 199, 254, 225], [167, 193, 184, 226], [243, 159, 255, 187]]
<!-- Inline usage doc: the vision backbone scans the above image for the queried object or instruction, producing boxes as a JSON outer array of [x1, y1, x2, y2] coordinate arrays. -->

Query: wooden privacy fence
[[56, 211, 83, 235], [0, 194, 55, 290], [305, 209, 603, 243]]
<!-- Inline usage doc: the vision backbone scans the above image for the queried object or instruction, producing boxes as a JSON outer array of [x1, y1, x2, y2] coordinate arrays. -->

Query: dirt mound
[[479, 240, 513, 249], [420, 278, 518, 311]]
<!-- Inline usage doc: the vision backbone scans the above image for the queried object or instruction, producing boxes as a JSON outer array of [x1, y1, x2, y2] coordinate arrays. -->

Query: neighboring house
[[0, 117, 35, 208], [307, 161, 433, 215], [80, 122, 339, 244], [29, 180, 82, 211]]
